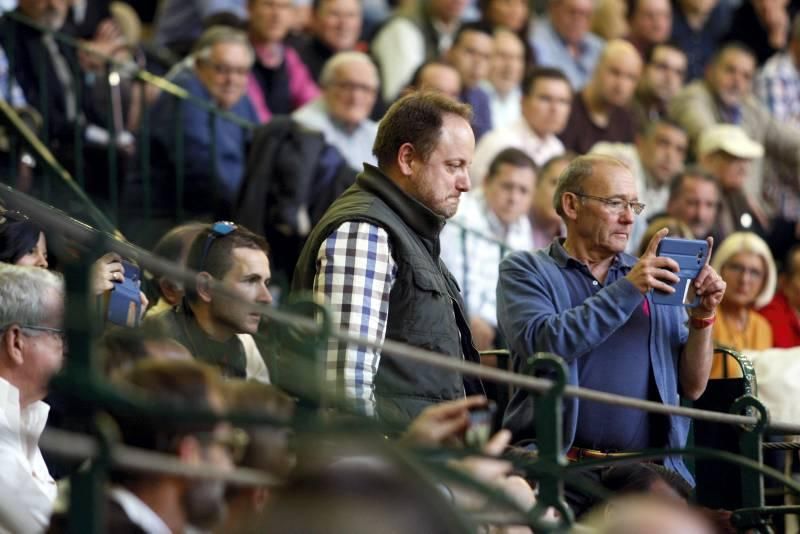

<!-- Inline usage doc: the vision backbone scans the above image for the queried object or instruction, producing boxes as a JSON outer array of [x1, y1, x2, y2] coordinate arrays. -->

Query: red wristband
[[689, 314, 716, 329]]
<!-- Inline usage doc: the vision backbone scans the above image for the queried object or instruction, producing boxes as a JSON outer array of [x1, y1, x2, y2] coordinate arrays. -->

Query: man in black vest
[[292, 91, 483, 427]]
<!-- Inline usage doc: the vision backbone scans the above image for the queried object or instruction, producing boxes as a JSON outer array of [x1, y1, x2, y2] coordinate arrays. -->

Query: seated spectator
[[697, 124, 767, 241], [756, 13, 800, 125], [759, 244, 800, 348], [636, 216, 694, 256], [0, 264, 64, 532], [590, 119, 688, 253], [50, 359, 236, 533], [441, 148, 538, 350], [291, 0, 363, 82], [292, 52, 379, 171], [471, 67, 572, 185], [0, 210, 48, 268], [154, 0, 247, 58], [371, 0, 469, 102], [405, 60, 462, 99], [724, 0, 793, 66], [247, 0, 319, 122], [146, 26, 258, 222], [669, 42, 800, 227], [97, 325, 193, 378], [147, 222, 208, 316], [579, 495, 714, 533], [146, 222, 272, 383], [529, 0, 605, 90], [446, 22, 495, 139], [530, 154, 572, 248], [670, 0, 733, 80], [219, 380, 295, 532], [559, 39, 642, 154], [591, 0, 629, 40], [632, 43, 688, 129], [710, 232, 776, 368], [480, 28, 526, 130], [625, 0, 673, 58], [479, 0, 534, 66], [665, 168, 721, 242]]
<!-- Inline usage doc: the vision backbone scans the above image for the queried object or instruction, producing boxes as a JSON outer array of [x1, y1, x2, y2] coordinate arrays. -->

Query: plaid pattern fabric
[[313, 221, 397, 415], [756, 52, 800, 125]]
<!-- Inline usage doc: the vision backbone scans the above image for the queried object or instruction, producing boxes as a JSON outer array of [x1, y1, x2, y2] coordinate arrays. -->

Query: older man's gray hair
[[192, 25, 255, 65], [320, 51, 378, 88], [0, 264, 63, 329], [553, 154, 630, 217]]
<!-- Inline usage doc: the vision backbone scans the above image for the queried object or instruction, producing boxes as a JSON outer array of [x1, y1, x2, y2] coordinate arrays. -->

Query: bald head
[[591, 39, 643, 107]]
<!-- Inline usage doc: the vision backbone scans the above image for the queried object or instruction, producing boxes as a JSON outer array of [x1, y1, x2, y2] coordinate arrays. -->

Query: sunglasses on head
[[198, 221, 237, 272]]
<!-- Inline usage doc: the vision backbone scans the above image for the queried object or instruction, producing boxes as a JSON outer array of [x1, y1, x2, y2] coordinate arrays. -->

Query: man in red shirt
[[759, 245, 800, 347]]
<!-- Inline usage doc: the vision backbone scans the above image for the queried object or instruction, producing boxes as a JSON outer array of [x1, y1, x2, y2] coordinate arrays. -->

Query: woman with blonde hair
[[709, 232, 776, 376]]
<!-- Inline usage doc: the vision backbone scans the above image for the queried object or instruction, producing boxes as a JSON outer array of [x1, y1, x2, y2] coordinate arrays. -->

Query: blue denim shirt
[[496, 240, 692, 483], [528, 18, 605, 91]]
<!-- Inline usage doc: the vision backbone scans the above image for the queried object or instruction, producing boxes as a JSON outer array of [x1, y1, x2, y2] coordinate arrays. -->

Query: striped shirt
[[313, 221, 397, 415], [756, 51, 800, 125]]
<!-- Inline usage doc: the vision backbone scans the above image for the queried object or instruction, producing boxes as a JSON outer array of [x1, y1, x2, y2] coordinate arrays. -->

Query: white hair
[[192, 25, 255, 66], [0, 263, 63, 328], [320, 51, 378, 88]]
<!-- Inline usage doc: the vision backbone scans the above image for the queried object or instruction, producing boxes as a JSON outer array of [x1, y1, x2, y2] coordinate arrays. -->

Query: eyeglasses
[[329, 80, 378, 95], [200, 60, 251, 78], [198, 221, 237, 273], [724, 262, 765, 280], [573, 193, 646, 215], [0, 324, 66, 343]]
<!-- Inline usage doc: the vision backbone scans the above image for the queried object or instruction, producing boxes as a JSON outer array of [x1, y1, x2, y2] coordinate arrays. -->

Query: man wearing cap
[[670, 43, 800, 242], [697, 124, 767, 242]]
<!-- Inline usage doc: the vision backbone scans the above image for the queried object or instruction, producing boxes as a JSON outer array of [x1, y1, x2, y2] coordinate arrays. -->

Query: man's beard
[[183, 479, 228, 530]]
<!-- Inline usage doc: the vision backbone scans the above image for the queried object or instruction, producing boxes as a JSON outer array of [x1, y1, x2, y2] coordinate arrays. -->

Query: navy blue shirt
[[553, 242, 668, 450]]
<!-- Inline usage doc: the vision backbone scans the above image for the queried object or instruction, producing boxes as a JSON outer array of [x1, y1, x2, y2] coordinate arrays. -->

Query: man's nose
[[258, 284, 273, 304], [457, 169, 471, 192]]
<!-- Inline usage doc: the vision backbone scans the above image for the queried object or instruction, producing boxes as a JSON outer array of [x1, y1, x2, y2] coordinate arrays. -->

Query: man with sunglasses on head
[[496, 155, 726, 511], [146, 222, 272, 383], [0, 264, 64, 532]]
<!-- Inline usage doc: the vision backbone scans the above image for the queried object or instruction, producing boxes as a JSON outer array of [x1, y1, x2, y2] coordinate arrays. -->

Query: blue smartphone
[[107, 260, 142, 327], [652, 237, 709, 307]]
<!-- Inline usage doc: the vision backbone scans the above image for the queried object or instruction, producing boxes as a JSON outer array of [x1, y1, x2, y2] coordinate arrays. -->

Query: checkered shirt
[[313, 221, 397, 416], [756, 52, 800, 124]]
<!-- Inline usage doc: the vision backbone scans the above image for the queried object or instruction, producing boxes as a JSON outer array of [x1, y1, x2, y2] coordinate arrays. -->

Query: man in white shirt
[[293, 51, 379, 171], [471, 67, 572, 185], [480, 28, 525, 130], [441, 148, 537, 350], [0, 263, 64, 532]]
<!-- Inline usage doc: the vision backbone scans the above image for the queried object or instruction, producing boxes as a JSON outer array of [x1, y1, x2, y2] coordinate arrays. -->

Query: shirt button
[[592, 281, 599, 286]]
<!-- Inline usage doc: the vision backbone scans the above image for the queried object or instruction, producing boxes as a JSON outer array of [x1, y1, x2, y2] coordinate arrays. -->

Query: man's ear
[[2, 326, 25, 367], [195, 273, 214, 304], [561, 192, 580, 221], [396, 143, 416, 176]]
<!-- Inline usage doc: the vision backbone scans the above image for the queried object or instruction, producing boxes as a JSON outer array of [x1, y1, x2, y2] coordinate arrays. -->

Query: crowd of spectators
[[2, 0, 800, 532]]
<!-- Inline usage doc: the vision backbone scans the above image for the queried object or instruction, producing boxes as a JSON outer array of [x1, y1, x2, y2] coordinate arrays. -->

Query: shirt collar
[[110, 486, 172, 534], [0, 376, 50, 440], [549, 238, 635, 270]]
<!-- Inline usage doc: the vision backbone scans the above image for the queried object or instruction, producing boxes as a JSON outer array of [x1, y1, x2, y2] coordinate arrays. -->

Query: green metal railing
[[3, 182, 800, 533]]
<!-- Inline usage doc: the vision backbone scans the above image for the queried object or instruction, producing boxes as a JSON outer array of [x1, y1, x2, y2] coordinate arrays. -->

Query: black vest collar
[[358, 164, 446, 241]]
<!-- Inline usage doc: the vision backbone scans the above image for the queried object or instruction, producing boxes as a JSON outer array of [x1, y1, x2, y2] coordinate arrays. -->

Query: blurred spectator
[[637, 216, 694, 256], [756, 12, 800, 124], [579, 495, 714, 533], [559, 39, 642, 154], [0, 264, 63, 533], [710, 232, 776, 362], [665, 168, 721, 241], [591, 0, 629, 40], [479, 0, 535, 66], [147, 222, 208, 315], [472, 67, 571, 185], [626, 0, 673, 57], [599, 462, 692, 503], [481, 28, 526, 130], [759, 244, 800, 347], [247, 0, 320, 122], [219, 380, 295, 532], [529, 0, 605, 90], [146, 222, 272, 383], [669, 42, 800, 224], [293, 51, 379, 171], [146, 26, 258, 222], [670, 0, 733, 80], [0, 210, 48, 268], [632, 42, 688, 128], [697, 124, 768, 241], [591, 119, 688, 252], [446, 22, 495, 139], [97, 325, 193, 379], [291, 93, 484, 424], [406, 60, 463, 98], [292, 0, 363, 82], [725, 0, 795, 65], [441, 148, 538, 350], [371, 0, 469, 102], [530, 153, 572, 248], [154, 0, 247, 58]]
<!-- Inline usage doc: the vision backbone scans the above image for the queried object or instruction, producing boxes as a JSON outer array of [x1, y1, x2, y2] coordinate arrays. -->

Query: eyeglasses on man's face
[[0, 324, 66, 344], [572, 193, 646, 216]]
